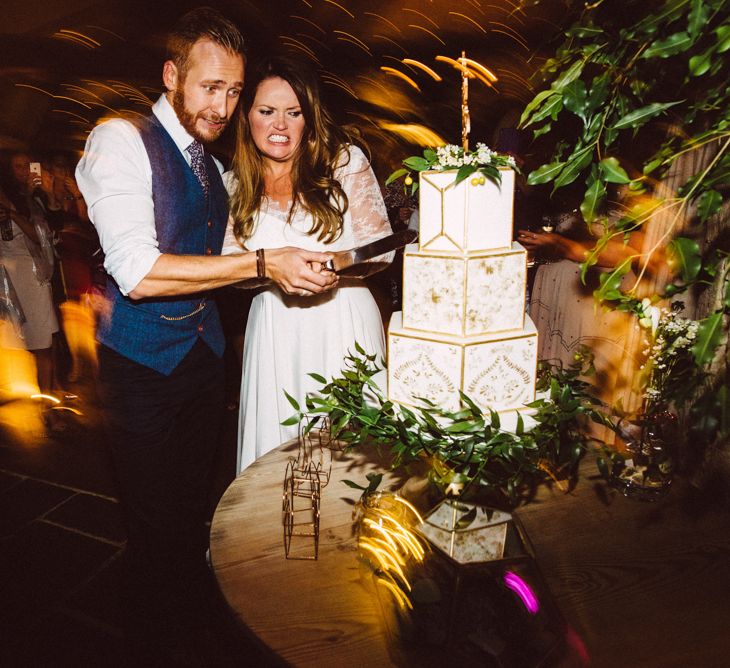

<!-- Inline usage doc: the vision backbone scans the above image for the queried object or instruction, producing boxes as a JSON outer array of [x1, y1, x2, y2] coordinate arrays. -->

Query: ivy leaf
[[550, 59, 585, 91], [594, 258, 632, 304], [611, 100, 683, 130], [385, 168, 408, 186], [519, 88, 556, 127], [527, 161, 565, 185], [581, 177, 607, 223], [585, 73, 610, 114], [689, 48, 714, 77], [716, 24, 730, 53], [691, 312, 724, 366], [666, 237, 701, 281], [454, 164, 477, 186], [403, 156, 431, 171], [562, 79, 588, 122], [283, 390, 300, 411], [696, 189, 723, 222], [642, 31, 694, 59], [599, 157, 631, 184], [527, 94, 563, 126], [554, 147, 593, 188], [687, 0, 710, 39]]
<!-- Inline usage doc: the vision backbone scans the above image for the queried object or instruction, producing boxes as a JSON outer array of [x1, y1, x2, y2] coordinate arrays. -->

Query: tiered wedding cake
[[387, 166, 537, 414]]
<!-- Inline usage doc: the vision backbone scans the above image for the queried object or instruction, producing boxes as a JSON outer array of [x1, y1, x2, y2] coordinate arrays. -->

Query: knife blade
[[322, 229, 417, 277]]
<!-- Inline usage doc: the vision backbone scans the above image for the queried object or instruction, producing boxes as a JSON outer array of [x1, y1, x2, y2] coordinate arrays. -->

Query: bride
[[223, 55, 392, 472]]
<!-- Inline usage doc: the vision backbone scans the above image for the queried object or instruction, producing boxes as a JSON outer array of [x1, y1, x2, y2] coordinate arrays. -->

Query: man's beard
[[172, 89, 227, 144]]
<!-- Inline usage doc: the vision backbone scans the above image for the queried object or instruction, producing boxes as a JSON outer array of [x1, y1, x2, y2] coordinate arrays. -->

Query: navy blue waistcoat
[[97, 114, 228, 375]]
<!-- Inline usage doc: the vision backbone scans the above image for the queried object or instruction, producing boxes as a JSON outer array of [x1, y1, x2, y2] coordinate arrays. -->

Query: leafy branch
[[286, 344, 605, 507]]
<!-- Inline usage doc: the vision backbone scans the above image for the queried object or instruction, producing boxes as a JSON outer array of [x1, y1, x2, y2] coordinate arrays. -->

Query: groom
[[76, 6, 336, 649]]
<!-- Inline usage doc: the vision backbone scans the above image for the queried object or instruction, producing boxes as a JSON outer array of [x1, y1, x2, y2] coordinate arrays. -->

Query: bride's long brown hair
[[229, 56, 359, 244]]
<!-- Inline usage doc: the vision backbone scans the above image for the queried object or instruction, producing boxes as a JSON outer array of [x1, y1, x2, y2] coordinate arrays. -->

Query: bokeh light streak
[[449, 12, 487, 33], [380, 67, 420, 91], [408, 24, 446, 46], [489, 22, 530, 50], [52, 33, 95, 49], [463, 57, 498, 82], [504, 571, 540, 615], [334, 31, 373, 56], [82, 80, 126, 99], [364, 12, 402, 33], [323, 0, 355, 19], [378, 121, 446, 147], [402, 8, 440, 30], [62, 84, 105, 103], [59, 29, 101, 48], [290, 15, 326, 35], [402, 59, 442, 81], [51, 109, 90, 124], [279, 36, 319, 61], [320, 75, 358, 99], [372, 34, 408, 55], [376, 576, 413, 611], [280, 39, 322, 65], [435, 56, 474, 79]]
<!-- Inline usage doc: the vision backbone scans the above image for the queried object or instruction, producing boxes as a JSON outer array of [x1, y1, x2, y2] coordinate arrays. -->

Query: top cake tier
[[418, 168, 514, 254]]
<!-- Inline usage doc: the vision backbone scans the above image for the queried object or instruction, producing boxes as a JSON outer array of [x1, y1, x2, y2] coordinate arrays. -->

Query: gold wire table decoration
[[282, 416, 333, 560]]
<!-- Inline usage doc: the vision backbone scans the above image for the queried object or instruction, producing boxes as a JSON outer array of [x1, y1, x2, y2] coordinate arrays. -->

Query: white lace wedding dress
[[222, 145, 392, 472]]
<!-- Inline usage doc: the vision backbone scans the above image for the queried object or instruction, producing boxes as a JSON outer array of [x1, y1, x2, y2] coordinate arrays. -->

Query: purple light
[[503, 570, 540, 615]]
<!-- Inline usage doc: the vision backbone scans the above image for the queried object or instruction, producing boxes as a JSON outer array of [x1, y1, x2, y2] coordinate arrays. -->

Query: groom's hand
[[266, 247, 338, 295]]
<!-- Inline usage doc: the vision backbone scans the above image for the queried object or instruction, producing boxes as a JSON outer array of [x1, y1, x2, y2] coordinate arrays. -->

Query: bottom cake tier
[[387, 312, 537, 413]]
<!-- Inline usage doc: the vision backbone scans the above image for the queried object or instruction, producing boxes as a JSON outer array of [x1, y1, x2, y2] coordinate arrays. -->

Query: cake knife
[[321, 228, 417, 277]]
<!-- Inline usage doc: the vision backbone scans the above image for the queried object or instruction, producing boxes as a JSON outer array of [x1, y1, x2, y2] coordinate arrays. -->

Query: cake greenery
[[284, 344, 603, 507], [386, 143, 518, 196]]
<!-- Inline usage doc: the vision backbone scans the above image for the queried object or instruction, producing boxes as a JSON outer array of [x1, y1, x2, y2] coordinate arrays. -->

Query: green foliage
[[521, 0, 730, 304], [287, 348, 604, 507]]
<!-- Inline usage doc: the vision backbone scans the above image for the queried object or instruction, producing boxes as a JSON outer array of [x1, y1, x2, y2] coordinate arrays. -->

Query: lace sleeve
[[337, 146, 393, 260], [221, 171, 245, 256]]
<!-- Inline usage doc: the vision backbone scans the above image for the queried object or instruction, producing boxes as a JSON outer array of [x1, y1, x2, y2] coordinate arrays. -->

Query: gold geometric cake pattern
[[387, 167, 537, 416]]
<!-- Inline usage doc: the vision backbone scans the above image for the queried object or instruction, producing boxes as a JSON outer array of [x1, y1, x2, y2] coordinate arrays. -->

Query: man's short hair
[[166, 7, 246, 79]]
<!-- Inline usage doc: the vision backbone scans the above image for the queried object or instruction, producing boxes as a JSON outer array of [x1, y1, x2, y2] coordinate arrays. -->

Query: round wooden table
[[210, 438, 410, 666]]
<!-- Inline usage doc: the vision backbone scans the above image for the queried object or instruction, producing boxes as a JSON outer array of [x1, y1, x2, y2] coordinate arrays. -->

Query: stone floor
[[0, 373, 276, 667]]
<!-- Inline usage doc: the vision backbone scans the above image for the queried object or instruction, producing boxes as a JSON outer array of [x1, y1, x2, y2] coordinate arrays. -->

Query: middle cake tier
[[402, 241, 528, 337]]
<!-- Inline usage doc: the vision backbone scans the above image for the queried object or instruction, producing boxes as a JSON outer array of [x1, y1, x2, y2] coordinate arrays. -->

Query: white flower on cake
[[387, 142, 518, 195]]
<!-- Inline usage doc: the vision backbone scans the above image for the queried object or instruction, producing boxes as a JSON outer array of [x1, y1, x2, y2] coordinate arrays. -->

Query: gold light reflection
[[380, 67, 420, 91], [449, 12, 487, 33], [357, 494, 426, 612], [364, 12, 402, 33], [408, 24, 447, 46], [402, 59, 442, 82], [378, 122, 446, 147], [323, 0, 355, 19]]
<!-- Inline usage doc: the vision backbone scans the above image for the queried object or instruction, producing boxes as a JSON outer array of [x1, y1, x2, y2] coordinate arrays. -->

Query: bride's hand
[[266, 247, 338, 295]]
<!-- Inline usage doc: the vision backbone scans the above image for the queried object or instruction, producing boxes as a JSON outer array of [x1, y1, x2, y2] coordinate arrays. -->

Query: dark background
[[0, 0, 565, 173]]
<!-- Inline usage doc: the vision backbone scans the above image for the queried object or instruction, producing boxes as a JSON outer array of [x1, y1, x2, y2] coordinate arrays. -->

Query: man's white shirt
[[76, 95, 224, 296]]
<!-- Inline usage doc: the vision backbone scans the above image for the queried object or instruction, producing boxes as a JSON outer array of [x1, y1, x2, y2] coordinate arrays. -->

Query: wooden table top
[[210, 440, 730, 667]]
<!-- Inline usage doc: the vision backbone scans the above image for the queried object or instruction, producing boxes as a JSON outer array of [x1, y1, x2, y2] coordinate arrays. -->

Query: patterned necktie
[[187, 140, 209, 197]]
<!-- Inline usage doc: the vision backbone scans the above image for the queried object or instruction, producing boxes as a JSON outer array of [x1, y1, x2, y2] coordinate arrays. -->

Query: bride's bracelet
[[256, 248, 266, 278]]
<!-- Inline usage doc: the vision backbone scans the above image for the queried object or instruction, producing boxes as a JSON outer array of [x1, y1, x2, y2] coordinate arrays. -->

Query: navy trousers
[[98, 340, 224, 633]]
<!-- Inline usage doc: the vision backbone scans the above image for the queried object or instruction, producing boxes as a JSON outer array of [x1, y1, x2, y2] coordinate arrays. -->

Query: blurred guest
[[0, 178, 61, 432], [517, 186, 645, 404]]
